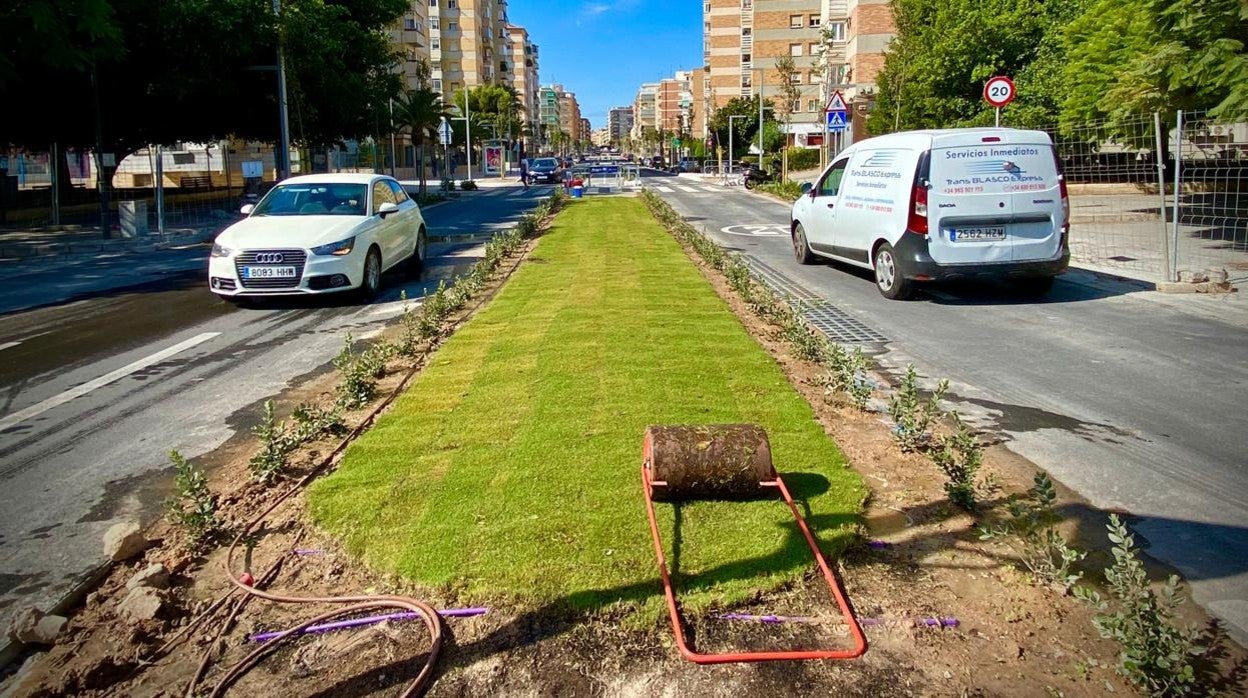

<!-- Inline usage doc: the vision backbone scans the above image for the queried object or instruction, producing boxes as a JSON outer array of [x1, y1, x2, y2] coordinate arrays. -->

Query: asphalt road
[[0, 184, 554, 642], [645, 171, 1248, 644]]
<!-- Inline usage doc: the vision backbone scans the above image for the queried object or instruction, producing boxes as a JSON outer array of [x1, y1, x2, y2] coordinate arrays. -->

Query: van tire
[[792, 223, 816, 265], [873, 242, 913, 300], [1015, 276, 1056, 296]]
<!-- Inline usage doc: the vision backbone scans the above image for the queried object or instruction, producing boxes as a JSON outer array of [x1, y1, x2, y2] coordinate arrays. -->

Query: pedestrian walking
[[518, 158, 530, 190]]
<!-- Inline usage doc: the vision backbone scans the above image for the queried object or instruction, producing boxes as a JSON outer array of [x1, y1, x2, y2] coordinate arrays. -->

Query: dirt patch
[[4, 205, 1246, 697]]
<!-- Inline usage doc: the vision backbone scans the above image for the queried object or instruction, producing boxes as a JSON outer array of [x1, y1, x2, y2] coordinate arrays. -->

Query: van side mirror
[[240, 204, 254, 215], [800, 182, 813, 196]]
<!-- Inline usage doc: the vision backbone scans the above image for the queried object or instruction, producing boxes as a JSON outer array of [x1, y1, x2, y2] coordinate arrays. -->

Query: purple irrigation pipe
[[716, 614, 958, 628], [867, 540, 891, 549], [249, 608, 489, 643], [293, 548, 324, 556]]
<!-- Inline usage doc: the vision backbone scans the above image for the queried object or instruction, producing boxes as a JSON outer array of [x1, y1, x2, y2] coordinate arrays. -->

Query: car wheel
[[874, 242, 913, 300], [1014, 276, 1056, 296], [407, 227, 427, 277], [360, 247, 382, 299], [793, 223, 816, 265]]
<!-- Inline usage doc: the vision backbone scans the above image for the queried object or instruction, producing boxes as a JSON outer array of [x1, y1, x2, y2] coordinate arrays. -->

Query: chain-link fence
[[1046, 110, 1248, 283]]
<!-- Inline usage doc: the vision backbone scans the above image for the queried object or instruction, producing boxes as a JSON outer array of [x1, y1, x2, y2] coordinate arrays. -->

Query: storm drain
[[802, 305, 890, 345], [742, 256, 889, 346], [744, 258, 824, 302]]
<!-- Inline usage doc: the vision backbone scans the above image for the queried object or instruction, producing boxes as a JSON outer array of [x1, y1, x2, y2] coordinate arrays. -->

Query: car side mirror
[[240, 204, 254, 215], [377, 201, 400, 218], [800, 182, 813, 197]]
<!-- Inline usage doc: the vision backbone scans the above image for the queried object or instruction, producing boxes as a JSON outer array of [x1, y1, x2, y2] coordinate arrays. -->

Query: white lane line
[[677, 186, 699, 193], [655, 186, 674, 193], [0, 332, 221, 432], [368, 300, 423, 317], [700, 187, 721, 193], [0, 341, 21, 352]]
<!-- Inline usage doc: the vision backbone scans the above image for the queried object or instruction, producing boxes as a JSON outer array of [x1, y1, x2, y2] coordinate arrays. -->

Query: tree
[[707, 96, 774, 160], [869, 0, 1086, 134], [393, 88, 447, 194], [772, 56, 803, 179], [1060, 0, 1248, 131]]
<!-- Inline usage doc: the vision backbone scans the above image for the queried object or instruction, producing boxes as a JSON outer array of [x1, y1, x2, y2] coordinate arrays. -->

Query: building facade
[[559, 90, 582, 145], [843, 0, 895, 142], [428, 0, 510, 103], [608, 106, 635, 145], [658, 72, 693, 134], [393, 2, 432, 90], [506, 25, 541, 137], [631, 82, 658, 139]]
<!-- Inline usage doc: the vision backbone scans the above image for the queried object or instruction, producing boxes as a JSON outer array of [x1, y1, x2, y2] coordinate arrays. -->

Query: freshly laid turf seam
[[309, 197, 865, 617]]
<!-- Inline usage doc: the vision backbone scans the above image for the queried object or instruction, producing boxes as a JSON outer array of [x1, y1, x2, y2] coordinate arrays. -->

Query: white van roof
[[851, 128, 1053, 151]]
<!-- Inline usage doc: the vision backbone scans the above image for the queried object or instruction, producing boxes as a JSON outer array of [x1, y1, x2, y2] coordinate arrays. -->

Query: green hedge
[[786, 147, 821, 172]]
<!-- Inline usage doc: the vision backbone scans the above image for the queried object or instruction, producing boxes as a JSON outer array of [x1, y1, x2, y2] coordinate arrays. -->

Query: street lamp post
[[272, 0, 291, 180]]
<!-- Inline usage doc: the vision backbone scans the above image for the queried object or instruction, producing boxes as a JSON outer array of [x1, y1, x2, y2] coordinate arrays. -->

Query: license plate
[[949, 226, 1006, 242], [242, 266, 297, 279]]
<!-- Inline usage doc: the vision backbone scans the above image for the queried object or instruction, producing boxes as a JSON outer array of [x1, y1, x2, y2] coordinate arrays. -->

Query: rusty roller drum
[[644, 424, 776, 502]]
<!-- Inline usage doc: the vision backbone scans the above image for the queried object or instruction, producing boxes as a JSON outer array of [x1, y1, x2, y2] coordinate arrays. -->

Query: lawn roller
[[641, 424, 867, 663]]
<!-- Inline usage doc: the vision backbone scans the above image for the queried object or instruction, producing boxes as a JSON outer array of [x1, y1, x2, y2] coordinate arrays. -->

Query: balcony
[[740, 35, 752, 50]]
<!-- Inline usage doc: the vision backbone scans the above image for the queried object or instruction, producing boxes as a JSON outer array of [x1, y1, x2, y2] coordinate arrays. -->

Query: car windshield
[[251, 183, 368, 216], [533, 159, 558, 168]]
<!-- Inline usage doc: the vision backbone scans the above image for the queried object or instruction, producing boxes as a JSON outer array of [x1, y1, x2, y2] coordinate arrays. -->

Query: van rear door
[[927, 130, 1062, 264]]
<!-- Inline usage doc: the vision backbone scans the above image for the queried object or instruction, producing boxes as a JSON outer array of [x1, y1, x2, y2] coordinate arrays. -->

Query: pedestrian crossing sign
[[825, 91, 848, 112], [826, 111, 848, 131]]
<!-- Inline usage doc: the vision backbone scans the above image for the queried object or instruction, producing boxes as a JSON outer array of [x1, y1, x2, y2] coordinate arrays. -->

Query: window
[[809, 14, 821, 27], [386, 179, 410, 203], [371, 181, 396, 214], [809, 71, 821, 84], [789, 14, 803, 28], [818, 160, 847, 197], [432, 38, 440, 50], [404, 17, 416, 30], [430, 0, 436, 4], [740, 52, 751, 63], [827, 21, 846, 42], [432, 78, 442, 91], [789, 43, 802, 57], [790, 99, 800, 113], [810, 42, 819, 55], [742, 27, 751, 36], [448, 21, 458, 31], [789, 71, 801, 84], [431, 18, 439, 30], [807, 98, 819, 112], [448, 0, 457, 7]]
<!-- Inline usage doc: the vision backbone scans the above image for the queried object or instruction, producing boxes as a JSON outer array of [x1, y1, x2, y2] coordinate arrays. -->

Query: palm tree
[[393, 88, 448, 194]]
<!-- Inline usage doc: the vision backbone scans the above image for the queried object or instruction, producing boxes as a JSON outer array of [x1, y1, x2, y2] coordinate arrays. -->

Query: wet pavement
[[0, 184, 555, 650]]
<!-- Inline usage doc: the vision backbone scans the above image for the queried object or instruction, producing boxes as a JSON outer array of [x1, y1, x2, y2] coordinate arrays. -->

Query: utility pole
[[273, 0, 292, 180], [758, 68, 764, 164]]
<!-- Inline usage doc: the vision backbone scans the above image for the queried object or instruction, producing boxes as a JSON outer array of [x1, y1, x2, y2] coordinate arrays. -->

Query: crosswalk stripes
[[700, 187, 721, 193], [677, 186, 699, 193], [655, 186, 674, 193]]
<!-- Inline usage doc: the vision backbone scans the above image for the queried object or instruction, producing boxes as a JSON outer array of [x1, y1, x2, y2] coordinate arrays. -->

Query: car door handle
[[826, 203, 835, 209]]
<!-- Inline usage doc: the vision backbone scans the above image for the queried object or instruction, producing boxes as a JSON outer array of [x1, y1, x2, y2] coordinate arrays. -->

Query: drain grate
[[744, 258, 824, 302], [803, 305, 890, 345]]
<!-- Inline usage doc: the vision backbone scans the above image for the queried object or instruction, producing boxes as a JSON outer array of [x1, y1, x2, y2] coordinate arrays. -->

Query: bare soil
[[4, 203, 1245, 697]]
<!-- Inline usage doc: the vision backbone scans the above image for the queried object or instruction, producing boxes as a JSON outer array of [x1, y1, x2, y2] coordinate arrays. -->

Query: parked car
[[528, 157, 563, 183], [208, 173, 426, 301], [650, 156, 666, 169], [677, 158, 701, 173], [790, 127, 1070, 299]]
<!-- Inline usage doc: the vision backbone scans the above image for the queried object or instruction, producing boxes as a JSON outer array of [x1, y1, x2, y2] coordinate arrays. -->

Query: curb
[[0, 230, 218, 263]]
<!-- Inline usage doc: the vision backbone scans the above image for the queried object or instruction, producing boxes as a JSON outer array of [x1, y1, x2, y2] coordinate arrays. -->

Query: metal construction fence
[[1045, 109, 1248, 283]]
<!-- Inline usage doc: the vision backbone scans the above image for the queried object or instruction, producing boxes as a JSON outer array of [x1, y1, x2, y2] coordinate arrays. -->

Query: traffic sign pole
[[983, 76, 1016, 127]]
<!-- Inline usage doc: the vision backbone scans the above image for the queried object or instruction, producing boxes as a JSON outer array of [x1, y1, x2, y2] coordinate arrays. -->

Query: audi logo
[[254, 252, 285, 264]]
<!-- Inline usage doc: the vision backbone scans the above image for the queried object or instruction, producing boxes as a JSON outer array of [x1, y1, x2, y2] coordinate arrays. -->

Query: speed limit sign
[[983, 76, 1016, 108]]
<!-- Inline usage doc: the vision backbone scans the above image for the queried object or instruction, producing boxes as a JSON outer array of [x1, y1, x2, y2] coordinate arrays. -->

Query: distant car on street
[[678, 158, 700, 173], [528, 157, 563, 184], [208, 173, 426, 302]]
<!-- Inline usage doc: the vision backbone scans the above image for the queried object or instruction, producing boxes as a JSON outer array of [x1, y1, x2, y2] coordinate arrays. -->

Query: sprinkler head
[[239, 572, 255, 587]]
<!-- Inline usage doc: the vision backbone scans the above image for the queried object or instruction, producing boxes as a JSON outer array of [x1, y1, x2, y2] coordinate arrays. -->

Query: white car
[[208, 173, 427, 300], [791, 128, 1070, 299]]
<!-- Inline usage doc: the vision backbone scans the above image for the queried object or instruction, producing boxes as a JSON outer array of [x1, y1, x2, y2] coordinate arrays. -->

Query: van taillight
[[1052, 149, 1070, 230], [907, 183, 928, 235]]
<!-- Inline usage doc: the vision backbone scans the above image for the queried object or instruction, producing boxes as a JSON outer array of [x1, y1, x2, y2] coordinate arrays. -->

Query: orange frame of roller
[[641, 425, 868, 664]]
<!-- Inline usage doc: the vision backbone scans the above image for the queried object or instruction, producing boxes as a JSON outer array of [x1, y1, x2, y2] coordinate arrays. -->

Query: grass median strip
[[308, 196, 865, 616]]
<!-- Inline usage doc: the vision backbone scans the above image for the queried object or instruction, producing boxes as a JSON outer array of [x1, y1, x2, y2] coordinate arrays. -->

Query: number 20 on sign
[[984, 76, 1015, 127]]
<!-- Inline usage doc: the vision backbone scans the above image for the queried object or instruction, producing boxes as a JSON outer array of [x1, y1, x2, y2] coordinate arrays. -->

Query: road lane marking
[[720, 224, 788, 236], [0, 332, 221, 432], [655, 186, 674, 193], [0, 341, 20, 352], [677, 186, 698, 193], [700, 187, 721, 193]]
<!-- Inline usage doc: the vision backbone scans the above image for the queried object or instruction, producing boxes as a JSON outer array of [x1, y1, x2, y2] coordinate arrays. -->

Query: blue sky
[[508, 0, 702, 128]]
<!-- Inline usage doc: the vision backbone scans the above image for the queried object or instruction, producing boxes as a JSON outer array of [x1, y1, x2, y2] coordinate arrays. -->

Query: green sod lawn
[[308, 197, 865, 616]]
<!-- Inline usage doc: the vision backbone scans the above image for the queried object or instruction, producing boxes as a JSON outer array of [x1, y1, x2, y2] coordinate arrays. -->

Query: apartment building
[[579, 118, 592, 144], [631, 83, 658, 139], [608, 106, 635, 144], [559, 90, 582, 143], [658, 72, 693, 134], [698, 0, 860, 146], [428, 0, 510, 103], [844, 0, 895, 141], [393, 2, 432, 90], [538, 84, 561, 149], [506, 25, 541, 134]]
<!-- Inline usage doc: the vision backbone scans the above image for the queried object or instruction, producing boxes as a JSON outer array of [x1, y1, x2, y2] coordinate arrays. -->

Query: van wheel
[[1015, 276, 1056, 296], [874, 242, 913, 300], [793, 223, 816, 265]]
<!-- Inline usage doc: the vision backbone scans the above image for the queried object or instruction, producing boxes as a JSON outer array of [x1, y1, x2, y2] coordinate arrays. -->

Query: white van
[[790, 128, 1070, 299]]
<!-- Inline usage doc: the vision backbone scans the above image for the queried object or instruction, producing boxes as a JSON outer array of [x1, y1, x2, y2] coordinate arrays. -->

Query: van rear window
[[932, 145, 1056, 195]]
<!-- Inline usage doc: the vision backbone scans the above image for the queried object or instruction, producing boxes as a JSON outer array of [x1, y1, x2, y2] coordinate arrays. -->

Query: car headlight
[[311, 237, 356, 256], [211, 243, 232, 258]]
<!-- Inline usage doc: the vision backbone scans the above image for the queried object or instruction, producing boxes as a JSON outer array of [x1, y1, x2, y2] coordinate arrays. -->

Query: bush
[[888, 365, 948, 451], [930, 411, 985, 511], [165, 450, 221, 546], [756, 181, 804, 202], [785, 147, 821, 172], [1076, 515, 1208, 696], [459, 180, 479, 191], [249, 400, 293, 483], [980, 472, 1085, 592]]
